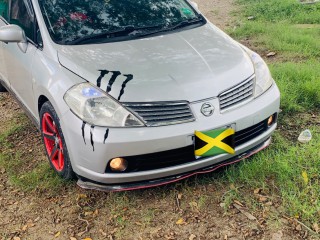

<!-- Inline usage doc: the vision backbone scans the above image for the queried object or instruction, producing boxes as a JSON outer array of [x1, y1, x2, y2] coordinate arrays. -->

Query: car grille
[[219, 76, 255, 111], [106, 116, 274, 173], [123, 101, 195, 127]]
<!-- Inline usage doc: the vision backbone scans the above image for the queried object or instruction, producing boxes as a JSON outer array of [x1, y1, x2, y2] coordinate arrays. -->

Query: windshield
[[38, 0, 203, 45]]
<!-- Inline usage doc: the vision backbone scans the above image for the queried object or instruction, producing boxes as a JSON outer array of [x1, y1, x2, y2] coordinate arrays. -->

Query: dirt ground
[[0, 1, 314, 240], [196, 0, 235, 29]]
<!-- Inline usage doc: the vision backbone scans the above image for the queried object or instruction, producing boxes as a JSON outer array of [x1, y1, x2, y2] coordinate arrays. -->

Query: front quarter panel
[[32, 49, 86, 122]]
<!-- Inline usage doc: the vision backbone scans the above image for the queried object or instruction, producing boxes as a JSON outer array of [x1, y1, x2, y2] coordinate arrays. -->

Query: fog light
[[110, 158, 128, 172], [267, 115, 274, 126]]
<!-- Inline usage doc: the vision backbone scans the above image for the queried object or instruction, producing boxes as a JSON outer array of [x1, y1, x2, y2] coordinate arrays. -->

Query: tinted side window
[[10, 0, 34, 40], [0, 0, 9, 21]]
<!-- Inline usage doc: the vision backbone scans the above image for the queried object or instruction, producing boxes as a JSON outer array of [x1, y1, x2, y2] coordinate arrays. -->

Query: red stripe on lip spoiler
[[77, 137, 271, 192]]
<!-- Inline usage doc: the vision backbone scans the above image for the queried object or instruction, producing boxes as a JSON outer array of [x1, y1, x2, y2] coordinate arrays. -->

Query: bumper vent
[[235, 119, 268, 146], [123, 101, 195, 127], [219, 76, 255, 111]]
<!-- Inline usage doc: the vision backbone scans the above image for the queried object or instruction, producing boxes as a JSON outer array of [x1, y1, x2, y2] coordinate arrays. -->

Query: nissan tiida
[[0, 0, 280, 191]]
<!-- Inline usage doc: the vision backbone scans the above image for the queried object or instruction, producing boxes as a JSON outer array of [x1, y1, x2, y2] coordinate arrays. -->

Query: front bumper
[[77, 137, 271, 192], [60, 83, 280, 186]]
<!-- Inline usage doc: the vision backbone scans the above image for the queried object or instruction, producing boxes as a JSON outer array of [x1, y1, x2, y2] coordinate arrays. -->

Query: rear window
[[38, 0, 201, 44]]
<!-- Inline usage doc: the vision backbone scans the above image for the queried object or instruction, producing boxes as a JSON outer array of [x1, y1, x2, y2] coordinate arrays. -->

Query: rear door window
[[0, 0, 9, 21]]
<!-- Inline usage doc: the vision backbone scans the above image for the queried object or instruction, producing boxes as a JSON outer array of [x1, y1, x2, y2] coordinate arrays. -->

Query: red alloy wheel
[[42, 113, 65, 171]]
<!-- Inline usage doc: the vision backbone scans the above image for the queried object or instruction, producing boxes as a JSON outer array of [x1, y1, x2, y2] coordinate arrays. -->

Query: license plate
[[194, 128, 235, 157]]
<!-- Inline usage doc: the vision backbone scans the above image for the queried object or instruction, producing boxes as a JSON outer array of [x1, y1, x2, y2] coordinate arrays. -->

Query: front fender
[[32, 50, 86, 123]]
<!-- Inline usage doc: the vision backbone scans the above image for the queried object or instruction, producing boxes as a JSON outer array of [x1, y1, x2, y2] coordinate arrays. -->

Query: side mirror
[[190, 1, 198, 9], [0, 25, 28, 53]]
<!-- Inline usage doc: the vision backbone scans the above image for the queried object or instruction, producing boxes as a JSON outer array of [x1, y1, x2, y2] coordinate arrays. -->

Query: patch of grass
[[223, 130, 320, 224], [231, 22, 320, 59], [270, 60, 320, 113], [0, 113, 27, 141], [0, 153, 67, 192], [229, 10, 320, 115], [229, 2, 320, 116], [238, 0, 320, 24], [0, 115, 70, 193], [223, 0, 320, 229]]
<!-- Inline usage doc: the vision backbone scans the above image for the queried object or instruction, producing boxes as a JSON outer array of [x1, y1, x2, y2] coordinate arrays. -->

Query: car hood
[[57, 24, 254, 103]]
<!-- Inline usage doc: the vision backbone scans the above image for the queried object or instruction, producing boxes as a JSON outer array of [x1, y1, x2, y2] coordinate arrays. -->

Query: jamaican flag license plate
[[194, 128, 235, 157]]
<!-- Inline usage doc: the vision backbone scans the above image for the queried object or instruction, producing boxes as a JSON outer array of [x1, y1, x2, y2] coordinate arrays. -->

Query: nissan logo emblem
[[201, 103, 214, 117]]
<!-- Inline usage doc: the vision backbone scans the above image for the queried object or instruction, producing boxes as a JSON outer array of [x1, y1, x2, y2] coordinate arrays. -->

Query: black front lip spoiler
[[77, 137, 272, 192]]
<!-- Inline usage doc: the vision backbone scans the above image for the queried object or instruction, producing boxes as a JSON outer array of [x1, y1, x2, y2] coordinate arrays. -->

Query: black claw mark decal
[[107, 71, 122, 93], [90, 126, 95, 151], [97, 70, 109, 87], [118, 74, 133, 100], [104, 129, 109, 144], [96, 69, 134, 100], [81, 121, 86, 144]]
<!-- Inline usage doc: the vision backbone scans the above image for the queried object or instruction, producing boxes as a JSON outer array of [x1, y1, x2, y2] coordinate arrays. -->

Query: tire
[[40, 101, 75, 180], [0, 82, 7, 92]]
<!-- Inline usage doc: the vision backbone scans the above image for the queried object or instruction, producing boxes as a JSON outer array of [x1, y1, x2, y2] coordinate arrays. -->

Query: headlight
[[64, 83, 145, 127], [243, 47, 273, 97]]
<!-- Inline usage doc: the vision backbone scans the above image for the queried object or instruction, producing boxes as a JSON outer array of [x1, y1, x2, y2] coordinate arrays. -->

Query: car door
[[0, 1, 9, 87], [2, 0, 38, 115], [0, 36, 7, 88]]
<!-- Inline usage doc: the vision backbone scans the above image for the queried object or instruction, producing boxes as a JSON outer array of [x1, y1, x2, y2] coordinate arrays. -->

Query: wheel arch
[[38, 95, 49, 114]]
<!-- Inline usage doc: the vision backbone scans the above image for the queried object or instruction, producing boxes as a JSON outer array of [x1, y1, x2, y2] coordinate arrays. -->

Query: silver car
[[0, 0, 280, 191]]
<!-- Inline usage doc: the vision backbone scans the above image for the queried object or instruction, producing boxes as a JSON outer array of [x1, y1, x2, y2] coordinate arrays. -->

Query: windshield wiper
[[66, 26, 137, 45], [139, 17, 204, 37], [66, 24, 164, 45], [65, 18, 203, 45], [169, 17, 204, 30]]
